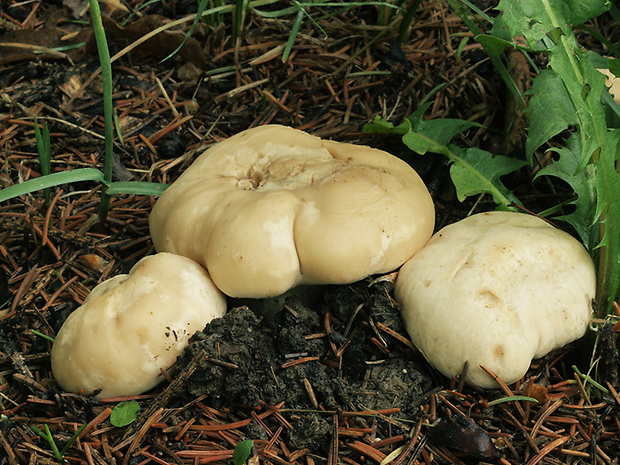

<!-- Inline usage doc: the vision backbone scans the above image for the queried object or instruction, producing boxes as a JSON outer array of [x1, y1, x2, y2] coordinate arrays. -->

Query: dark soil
[[179, 282, 435, 452]]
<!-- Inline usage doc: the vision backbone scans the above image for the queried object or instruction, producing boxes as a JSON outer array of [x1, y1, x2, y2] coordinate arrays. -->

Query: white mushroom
[[51, 253, 226, 398], [149, 124, 435, 298], [394, 211, 596, 389]]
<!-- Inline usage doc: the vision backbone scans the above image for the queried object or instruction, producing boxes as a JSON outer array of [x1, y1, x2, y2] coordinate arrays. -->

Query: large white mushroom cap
[[149, 124, 435, 298], [395, 211, 596, 389], [51, 253, 226, 398]]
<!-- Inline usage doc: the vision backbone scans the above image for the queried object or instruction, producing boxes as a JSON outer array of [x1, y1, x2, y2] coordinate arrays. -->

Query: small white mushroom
[[394, 211, 596, 388], [51, 253, 226, 398], [149, 124, 435, 298]]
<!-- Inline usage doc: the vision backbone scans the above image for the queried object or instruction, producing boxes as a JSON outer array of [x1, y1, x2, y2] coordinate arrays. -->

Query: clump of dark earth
[[178, 279, 436, 451]]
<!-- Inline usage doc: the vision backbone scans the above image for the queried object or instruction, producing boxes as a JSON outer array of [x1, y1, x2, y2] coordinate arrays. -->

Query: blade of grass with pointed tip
[[0, 168, 105, 203], [160, 0, 209, 63], [59, 423, 88, 456], [282, 7, 305, 62]]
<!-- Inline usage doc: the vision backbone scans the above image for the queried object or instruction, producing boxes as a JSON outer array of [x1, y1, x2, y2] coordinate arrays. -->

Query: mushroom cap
[[394, 211, 596, 389], [149, 125, 435, 298], [51, 253, 226, 398]]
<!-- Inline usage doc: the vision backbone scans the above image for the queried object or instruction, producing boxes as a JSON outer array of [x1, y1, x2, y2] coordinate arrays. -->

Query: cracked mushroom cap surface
[[394, 211, 596, 389], [149, 124, 435, 298], [51, 253, 226, 398]]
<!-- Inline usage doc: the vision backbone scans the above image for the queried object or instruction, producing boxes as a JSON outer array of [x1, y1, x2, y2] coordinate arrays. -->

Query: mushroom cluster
[[52, 125, 597, 397], [394, 211, 596, 388], [149, 124, 435, 298]]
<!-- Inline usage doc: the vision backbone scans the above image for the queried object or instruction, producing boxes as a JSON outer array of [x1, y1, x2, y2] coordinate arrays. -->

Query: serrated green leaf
[[535, 136, 597, 247], [491, 1, 552, 46], [592, 131, 620, 308], [398, 129, 525, 209], [492, 0, 609, 47], [525, 69, 577, 162], [561, 0, 610, 26], [110, 400, 140, 427], [233, 439, 254, 465], [366, 110, 524, 210], [449, 147, 527, 208]]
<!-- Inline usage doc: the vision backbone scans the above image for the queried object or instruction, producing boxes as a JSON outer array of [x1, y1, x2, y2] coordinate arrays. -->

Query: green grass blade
[[31, 425, 64, 463], [233, 0, 250, 40], [0, 168, 105, 203], [59, 423, 88, 456], [457, 0, 494, 24], [30, 329, 55, 343], [580, 24, 620, 57], [34, 116, 52, 206], [282, 8, 305, 62], [113, 108, 124, 145], [89, 0, 114, 221], [397, 0, 423, 43], [160, 0, 210, 63], [105, 181, 169, 196]]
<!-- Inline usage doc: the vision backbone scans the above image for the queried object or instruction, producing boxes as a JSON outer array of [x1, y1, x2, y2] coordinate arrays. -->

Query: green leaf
[[591, 131, 620, 308], [0, 168, 105, 203], [400, 129, 451, 157], [366, 112, 524, 210], [535, 136, 597, 247], [413, 118, 483, 147], [110, 400, 140, 427], [362, 115, 411, 135], [474, 34, 513, 57], [398, 130, 525, 209], [525, 69, 577, 162], [561, 1, 610, 26], [449, 147, 527, 207], [491, 0, 610, 46], [232, 439, 254, 465]]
